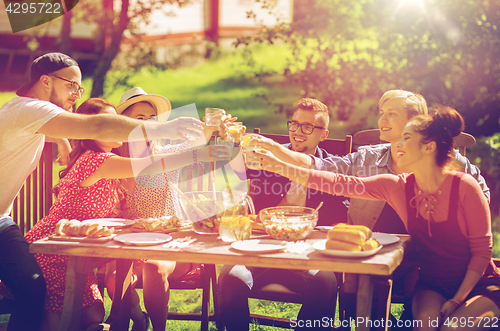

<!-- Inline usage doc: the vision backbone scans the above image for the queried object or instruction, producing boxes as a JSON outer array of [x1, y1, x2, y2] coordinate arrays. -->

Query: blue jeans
[[0, 223, 46, 331], [218, 265, 337, 330]]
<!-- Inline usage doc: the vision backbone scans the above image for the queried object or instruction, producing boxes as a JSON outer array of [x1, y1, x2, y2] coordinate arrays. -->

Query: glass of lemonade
[[240, 134, 262, 170], [226, 122, 244, 143], [205, 108, 224, 128]]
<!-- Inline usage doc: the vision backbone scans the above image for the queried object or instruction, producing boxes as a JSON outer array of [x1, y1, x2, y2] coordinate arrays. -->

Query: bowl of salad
[[259, 206, 318, 241]]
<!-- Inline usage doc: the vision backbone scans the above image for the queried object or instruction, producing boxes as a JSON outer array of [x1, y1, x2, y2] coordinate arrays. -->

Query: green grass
[[100, 286, 302, 331]]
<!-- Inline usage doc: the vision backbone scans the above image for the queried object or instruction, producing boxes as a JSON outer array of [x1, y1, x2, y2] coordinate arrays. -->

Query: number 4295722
[[6, 2, 62, 14], [444, 316, 498, 328]]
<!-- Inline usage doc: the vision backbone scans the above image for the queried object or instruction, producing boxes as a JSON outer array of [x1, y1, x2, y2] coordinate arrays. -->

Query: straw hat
[[116, 87, 172, 122]]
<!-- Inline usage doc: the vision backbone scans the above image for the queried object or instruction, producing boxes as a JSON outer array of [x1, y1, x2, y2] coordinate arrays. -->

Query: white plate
[[231, 239, 288, 253], [313, 239, 383, 257], [82, 218, 133, 227], [371, 232, 400, 245], [114, 233, 173, 246]]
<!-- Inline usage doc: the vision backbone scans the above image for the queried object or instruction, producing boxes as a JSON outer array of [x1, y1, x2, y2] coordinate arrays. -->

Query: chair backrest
[[11, 143, 53, 235], [353, 129, 475, 156], [253, 128, 353, 157]]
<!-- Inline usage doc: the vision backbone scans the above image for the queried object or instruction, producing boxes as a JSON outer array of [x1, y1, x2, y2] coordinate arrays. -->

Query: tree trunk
[[90, 0, 130, 97], [56, 10, 73, 56]]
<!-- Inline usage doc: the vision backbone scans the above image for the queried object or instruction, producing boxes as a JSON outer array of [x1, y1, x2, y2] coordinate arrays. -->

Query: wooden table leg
[[340, 273, 358, 331], [59, 256, 87, 331], [106, 259, 133, 331], [356, 275, 374, 331]]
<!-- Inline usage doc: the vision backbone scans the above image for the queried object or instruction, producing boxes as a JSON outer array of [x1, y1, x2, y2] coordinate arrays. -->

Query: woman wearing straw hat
[[105, 87, 233, 331]]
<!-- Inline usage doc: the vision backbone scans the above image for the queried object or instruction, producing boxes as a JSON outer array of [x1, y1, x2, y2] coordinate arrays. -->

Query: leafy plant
[[468, 133, 500, 231], [235, 0, 500, 138]]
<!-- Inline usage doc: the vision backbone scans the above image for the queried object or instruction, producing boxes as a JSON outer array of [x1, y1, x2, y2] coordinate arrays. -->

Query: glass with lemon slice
[[240, 134, 262, 169], [226, 122, 244, 143]]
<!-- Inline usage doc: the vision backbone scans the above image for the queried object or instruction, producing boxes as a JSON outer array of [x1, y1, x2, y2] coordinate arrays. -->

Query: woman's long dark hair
[[53, 98, 126, 204]]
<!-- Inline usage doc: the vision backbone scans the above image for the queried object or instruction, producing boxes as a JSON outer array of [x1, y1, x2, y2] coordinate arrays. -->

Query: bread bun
[[55, 219, 69, 235], [327, 228, 367, 245], [361, 239, 379, 251], [332, 223, 372, 239], [325, 239, 362, 251], [65, 220, 81, 236]]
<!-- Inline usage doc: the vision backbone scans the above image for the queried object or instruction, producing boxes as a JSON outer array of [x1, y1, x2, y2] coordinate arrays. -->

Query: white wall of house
[[0, 0, 292, 37], [220, 0, 292, 28], [135, 1, 205, 36]]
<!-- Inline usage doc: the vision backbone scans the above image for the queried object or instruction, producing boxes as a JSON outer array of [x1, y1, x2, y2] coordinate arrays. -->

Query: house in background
[[0, 0, 293, 90]]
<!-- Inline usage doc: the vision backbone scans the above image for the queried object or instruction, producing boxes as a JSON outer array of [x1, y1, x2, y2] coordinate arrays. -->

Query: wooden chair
[[353, 129, 476, 156], [227, 128, 352, 328], [96, 152, 219, 331], [0, 143, 53, 319], [11, 143, 54, 235], [165, 160, 220, 330]]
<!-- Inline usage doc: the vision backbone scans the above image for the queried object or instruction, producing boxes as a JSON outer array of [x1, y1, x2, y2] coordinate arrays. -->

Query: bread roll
[[333, 223, 372, 239], [102, 227, 114, 237], [325, 239, 362, 251], [55, 219, 69, 236], [327, 228, 367, 245], [79, 223, 99, 236], [64, 220, 81, 236], [362, 239, 379, 251], [87, 225, 104, 238]]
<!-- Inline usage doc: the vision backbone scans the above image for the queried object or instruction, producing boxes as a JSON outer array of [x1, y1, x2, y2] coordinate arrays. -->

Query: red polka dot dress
[[25, 151, 119, 313]]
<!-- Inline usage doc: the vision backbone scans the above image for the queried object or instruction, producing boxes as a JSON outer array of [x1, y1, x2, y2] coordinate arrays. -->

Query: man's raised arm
[[38, 111, 203, 142]]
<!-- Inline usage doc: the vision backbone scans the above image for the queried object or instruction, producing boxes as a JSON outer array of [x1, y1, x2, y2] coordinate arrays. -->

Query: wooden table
[[30, 231, 410, 331]]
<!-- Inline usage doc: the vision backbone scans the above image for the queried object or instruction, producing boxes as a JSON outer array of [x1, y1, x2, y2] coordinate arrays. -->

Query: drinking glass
[[241, 134, 262, 170], [205, 108, 224, 128], [226, 122, 244, 143], [212, 139, 234, 160]]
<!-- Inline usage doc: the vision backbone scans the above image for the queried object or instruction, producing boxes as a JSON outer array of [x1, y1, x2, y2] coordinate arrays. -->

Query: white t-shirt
[[0, 97, 65, 221]]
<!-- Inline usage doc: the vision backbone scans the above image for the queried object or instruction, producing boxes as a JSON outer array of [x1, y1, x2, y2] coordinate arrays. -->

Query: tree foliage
[[237, 0, 500, 137], [70, 0, 193, 97]]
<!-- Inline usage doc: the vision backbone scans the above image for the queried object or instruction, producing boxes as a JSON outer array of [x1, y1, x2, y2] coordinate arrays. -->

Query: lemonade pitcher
[[219, 190, 255, 242]]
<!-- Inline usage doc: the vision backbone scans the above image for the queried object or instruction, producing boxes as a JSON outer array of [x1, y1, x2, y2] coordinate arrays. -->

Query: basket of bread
[[313, 223, 382, 257], [51, 219, 115, 241]]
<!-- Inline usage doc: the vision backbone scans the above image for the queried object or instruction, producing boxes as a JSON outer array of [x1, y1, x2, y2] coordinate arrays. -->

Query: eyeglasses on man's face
[[50, 75, 85, 96], [287, 121, 325, 135]]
